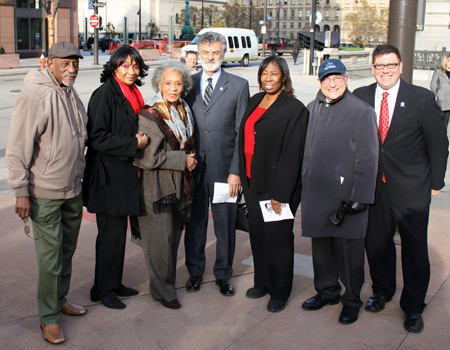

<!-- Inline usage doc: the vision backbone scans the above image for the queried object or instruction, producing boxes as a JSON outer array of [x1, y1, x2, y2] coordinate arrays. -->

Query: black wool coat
[[83, 78, 140, 216], [238, 91, 309, 209]]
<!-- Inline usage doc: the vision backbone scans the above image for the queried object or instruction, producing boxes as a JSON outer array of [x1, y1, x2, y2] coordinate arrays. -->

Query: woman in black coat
[[83, 45, 149, 309], [238, 56, 308, 312]]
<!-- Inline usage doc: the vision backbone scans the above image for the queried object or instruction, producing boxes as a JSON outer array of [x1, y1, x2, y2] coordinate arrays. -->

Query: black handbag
[[236, 191, 249, 232]]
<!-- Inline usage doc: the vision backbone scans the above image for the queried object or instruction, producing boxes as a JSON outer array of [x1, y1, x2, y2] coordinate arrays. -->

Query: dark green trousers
[[30, 194, 83, 325]]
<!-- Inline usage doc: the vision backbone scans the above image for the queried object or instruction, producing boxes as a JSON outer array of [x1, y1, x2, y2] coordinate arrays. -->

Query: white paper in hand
[[259, 200, 294, 222], [212, 182, 238, 203]]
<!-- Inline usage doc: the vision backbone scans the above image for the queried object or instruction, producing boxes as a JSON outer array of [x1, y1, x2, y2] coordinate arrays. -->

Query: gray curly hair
[[197, 31, 227, 53], [151, 62, 193, 93]]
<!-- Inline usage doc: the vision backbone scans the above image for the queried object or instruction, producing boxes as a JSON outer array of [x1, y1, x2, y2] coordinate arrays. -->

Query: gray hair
[[197, 31, 227, 53], [151, 62, 193, 94]]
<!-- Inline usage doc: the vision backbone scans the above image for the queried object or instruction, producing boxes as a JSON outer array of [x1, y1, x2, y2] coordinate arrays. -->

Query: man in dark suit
[[353, 44, 448, 333], [184, 31, 250, 296]]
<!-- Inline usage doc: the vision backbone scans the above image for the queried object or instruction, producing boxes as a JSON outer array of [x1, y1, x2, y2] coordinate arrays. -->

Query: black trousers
[[244, 187, 300, 302], [184, 162, 237, 280], [366, 184, 430, 314], [312, 236, 365, 308], [92, 213, 135, 297]]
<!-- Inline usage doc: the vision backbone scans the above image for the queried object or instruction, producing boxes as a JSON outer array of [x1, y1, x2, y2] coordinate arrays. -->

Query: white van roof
[[198, 28, 256, 36]]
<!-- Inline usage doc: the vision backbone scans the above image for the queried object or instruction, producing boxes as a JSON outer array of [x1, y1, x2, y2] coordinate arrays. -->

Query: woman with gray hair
[[133, 62, 197, 309]]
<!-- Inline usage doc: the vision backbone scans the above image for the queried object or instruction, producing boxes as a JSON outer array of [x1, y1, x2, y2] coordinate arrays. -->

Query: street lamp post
[[138, 0, 141, 41], [309, 0, 316, 75], [201, 0, 204, 29], [249, 1, 252, 30], [277, 1, 280, 37]]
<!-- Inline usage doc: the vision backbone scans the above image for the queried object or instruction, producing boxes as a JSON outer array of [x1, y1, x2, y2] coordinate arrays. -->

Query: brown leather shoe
[[40, 323, 65, 344], [61, 301, 88, 316]]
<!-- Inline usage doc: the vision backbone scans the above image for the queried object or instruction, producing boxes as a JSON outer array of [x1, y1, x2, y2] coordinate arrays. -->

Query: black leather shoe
[[215, 279, 235, 296], [246, 287, 268, 299], [93, 292, 126, 310], [404, 313, 424, 333], [186, 276, 203, 292], [113, 285, 138, 297], [339, 305, 359, 324], [157, 298, 181, 310], [268, 299, 286, 312], [302, 294, 340, 310], [365, 295, 392, 313]]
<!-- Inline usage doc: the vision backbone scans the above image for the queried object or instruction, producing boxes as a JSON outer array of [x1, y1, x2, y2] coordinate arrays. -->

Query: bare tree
[[40, 0, 61, 47]]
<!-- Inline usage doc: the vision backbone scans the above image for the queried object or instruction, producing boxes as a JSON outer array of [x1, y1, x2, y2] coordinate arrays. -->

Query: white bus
[[181, 28, 259, 67]]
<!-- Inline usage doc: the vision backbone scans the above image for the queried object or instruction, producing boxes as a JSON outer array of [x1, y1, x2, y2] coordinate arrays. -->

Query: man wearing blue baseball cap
[[300, 59, 379, 324]]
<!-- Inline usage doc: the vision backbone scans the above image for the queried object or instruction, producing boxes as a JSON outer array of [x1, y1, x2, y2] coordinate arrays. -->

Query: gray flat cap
[[48, 41, 83, 59]]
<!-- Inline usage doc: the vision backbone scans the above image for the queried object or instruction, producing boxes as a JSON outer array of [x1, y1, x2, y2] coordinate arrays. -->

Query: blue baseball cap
[[318, 59, 347, 80]]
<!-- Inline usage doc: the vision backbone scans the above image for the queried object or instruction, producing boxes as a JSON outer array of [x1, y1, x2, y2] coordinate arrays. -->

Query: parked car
[[266, 36, 294, 56], [180, 28, 259, 67]]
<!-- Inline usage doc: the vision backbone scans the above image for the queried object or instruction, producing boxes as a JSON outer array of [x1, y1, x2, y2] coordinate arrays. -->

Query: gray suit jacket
[[185, 69, 250, 184]]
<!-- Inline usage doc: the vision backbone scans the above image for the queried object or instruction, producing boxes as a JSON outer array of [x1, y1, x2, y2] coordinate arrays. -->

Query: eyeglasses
[[321, 75, 346, 85], [23, 217, 40, 240], [373, 63, 400, 70]]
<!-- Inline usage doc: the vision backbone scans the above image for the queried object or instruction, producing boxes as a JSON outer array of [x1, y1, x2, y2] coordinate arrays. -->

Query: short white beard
[[202, 60, 222, 73]]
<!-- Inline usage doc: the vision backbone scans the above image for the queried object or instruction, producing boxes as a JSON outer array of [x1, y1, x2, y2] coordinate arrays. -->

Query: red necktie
[[379, 92, 389, 182]]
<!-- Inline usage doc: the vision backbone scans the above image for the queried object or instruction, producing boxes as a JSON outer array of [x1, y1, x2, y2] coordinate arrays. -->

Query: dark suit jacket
[[238, 91, 309, 206], [353, 79, 449, 208], [83, 78, 140, 216], [185, 70, 249, 184]]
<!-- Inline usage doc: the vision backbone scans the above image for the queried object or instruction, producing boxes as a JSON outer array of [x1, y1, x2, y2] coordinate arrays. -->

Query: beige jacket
[[6, 69, 87, 199]]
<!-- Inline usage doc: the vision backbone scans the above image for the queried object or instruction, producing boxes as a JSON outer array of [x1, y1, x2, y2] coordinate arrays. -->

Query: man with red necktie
[[354, 44, 448, 333]]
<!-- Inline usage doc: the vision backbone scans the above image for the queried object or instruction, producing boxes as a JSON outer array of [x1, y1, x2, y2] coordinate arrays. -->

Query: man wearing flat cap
[[301, 59, 379, 324], [6, 41, 88, 344]]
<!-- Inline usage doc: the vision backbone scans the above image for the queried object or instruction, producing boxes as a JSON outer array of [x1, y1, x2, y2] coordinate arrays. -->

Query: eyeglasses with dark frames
[[373, 63, 400, 70]]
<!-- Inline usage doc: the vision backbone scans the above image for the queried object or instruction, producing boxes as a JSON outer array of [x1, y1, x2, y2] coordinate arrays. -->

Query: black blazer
[[238, 91, 309, 205], [353, 79, 448, 208], [83, 78, 140, 216]]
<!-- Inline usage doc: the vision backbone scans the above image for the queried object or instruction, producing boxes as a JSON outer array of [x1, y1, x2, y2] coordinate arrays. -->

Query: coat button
[[204, 130, 208, 134]]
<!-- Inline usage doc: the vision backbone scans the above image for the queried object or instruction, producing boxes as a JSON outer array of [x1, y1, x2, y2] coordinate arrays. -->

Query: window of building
[[243, 0, 246, 5], [306, 9, 310, 17], [325, 10, 329, 18], [269, 0, 273, 4], [16, 0, 39, 8], [298, 22, 302, 28], [283, 22, 286, 29], [17, 17, 42, 50], [299, 10, 303, 18], [291, 0, 295, 4], [291, 10, 295, 17], [290, 22, 294, 29], [299, 0, 303, 4], [284, 10, 287, 18]]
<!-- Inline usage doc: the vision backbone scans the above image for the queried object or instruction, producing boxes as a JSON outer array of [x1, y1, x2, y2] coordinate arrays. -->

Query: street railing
[[414, 47, 448, 70]]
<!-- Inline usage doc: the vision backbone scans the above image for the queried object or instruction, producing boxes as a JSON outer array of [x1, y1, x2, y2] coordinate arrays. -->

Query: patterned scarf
[[148, 91, 194, 149], [114, 76, 145, 115]]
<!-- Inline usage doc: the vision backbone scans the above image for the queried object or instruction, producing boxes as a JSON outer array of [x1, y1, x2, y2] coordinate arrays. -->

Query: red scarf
[[114, 76, 145, 115]]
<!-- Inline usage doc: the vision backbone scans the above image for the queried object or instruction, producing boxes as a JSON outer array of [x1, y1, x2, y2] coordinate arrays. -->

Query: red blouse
[[244, 106, 267, 178]]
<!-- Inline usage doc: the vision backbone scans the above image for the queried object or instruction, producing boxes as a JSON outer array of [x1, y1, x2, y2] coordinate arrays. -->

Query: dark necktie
[[204, 78, 213, 107], [379, 91, 389, 183]]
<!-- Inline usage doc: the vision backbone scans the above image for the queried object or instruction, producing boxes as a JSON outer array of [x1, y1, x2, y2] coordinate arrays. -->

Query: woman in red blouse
[[238, 56, 309, 312]]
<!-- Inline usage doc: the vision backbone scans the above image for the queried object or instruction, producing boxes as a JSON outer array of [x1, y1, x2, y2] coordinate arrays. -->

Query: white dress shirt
[[374, 79, 401, 127], [201, 68, 222, 100]]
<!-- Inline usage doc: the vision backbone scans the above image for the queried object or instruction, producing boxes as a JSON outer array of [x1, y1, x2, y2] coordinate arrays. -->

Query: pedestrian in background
[[430, 53, 450, 127]]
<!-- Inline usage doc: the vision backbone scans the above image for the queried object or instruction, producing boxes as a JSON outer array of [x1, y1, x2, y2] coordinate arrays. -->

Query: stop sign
[[89, 14, 99, 28]]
